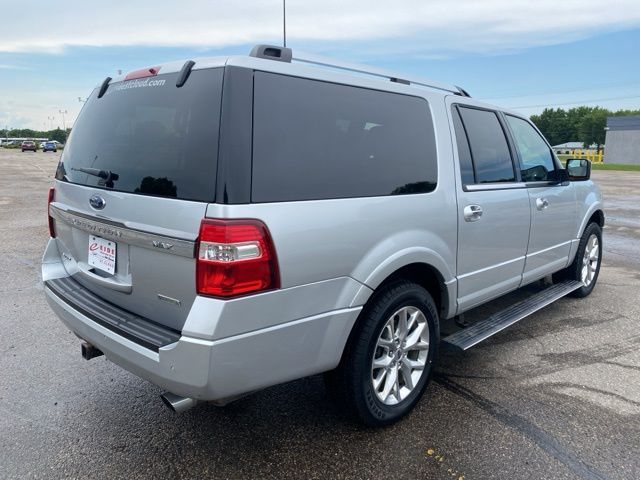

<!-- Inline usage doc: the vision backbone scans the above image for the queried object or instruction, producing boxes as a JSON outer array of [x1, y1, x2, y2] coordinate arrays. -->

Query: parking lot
[[1, 147, 639, 479]]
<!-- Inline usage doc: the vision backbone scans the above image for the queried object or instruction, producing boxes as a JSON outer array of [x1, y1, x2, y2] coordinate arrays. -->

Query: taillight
[[48, 187, 56, 238], [196, 219, 280, 298]]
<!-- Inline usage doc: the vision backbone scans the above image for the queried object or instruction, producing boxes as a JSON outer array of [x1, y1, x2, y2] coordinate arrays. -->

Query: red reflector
[[196, 219, 280, 298], [124, 66, 161, 81], [48, 187, 56, 238]]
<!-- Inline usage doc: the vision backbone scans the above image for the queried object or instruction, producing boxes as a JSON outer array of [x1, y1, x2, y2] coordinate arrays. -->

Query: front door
[[503, 114, 577, 284], [449, 103, 531, 312]]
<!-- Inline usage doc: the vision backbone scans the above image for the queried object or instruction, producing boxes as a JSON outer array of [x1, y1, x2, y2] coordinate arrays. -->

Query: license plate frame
[[87, 235, 117, 275]]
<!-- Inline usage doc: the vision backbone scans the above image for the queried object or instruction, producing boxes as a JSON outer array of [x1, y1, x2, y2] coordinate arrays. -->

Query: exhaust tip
[[81, 342, 103, 360], [160, 392, 198, 413]]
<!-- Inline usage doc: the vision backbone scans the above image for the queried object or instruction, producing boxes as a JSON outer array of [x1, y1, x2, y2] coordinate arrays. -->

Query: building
[[551, 142, 600, 154], [552, 142, 585, 154], [604, 116, 640, 165]]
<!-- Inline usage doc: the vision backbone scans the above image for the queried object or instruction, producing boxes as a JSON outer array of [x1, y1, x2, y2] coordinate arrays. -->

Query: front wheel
[[557, 222, 602, 298], [325, 280, 439, 426]]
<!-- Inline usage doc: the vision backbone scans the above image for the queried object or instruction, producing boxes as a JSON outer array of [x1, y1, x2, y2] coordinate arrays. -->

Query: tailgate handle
[[77, 262, 132, 294]]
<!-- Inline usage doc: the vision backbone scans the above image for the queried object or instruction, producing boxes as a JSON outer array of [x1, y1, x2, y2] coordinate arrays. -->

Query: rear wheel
[[325, 280, 439, 426]]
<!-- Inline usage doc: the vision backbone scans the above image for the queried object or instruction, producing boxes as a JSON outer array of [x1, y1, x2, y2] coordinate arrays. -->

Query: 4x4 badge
[[89, 195, 106, 210]]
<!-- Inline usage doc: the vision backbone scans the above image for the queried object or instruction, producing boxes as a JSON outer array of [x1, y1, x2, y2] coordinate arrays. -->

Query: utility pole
[[283, 0, 287, 47], [47, 116, 55, 130], [58, 110, 68, 131]]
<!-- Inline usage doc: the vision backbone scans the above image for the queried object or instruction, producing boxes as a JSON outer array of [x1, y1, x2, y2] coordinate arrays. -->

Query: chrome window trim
[[464, 182, 527, 192], [524, 180, 561, 188], [50, 205, 196, 258]]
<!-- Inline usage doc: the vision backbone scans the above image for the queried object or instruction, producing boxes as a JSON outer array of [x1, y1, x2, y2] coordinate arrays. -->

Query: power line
[[480, 81, 640, 101], [511, 94, 640, 109]]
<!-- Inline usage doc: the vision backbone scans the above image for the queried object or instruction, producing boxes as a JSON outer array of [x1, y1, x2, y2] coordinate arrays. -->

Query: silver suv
[[42, 45, 604, 426]]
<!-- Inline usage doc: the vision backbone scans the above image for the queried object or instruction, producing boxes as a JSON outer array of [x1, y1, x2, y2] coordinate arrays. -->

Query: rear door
[[50, 67, 224, 331], [449, 103, 531, 312], [503, 114, 577, 284]]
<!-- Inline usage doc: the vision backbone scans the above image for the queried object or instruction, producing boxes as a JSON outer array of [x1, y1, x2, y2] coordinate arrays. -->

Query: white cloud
[[0, 0, 639, 55], [0, 64, 28, 69]]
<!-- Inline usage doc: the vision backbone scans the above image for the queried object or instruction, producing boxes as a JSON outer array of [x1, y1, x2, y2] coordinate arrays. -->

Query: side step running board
[[442, 280, 583, 351]]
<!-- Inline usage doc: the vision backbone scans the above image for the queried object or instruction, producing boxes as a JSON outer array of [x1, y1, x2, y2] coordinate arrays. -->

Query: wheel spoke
[[406, 310, 419, 333], [381, 366, 397, 400], [372, 355, 392, 369], [383, 323, 394, 340], [400, 363, 414, 390], [373, 368, 387, 390], [397, 309, 409, 340], [404, 322, 426, 350], [402, 357, 425, 370], [408, 340, 430, 352], [393, 375, 402, 402]]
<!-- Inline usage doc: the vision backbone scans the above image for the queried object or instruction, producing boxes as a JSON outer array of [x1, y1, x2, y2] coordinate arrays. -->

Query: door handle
[[463, 205, 483, 222], [536, 197, 549, 210]]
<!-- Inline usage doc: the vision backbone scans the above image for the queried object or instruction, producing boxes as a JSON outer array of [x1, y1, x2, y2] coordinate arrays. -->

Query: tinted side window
[[451, 107, 475, 185], [458, 107, 515, 183], [505, 115, 556, 182], [252, 72, 437, 202]]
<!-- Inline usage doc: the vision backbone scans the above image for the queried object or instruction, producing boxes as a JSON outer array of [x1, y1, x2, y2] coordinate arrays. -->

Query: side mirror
[[565, 158, 591, 181]]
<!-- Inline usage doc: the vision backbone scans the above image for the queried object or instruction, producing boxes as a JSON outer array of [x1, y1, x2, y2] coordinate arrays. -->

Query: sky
[[1, 0, 639, 130]]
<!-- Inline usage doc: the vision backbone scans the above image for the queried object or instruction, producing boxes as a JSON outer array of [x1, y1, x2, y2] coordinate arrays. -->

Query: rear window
[[251, 72, 437, 202], [56, 68, 223, 202]]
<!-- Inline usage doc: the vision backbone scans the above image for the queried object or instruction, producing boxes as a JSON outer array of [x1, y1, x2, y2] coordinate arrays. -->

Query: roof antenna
[[283, 0, 287, 47]]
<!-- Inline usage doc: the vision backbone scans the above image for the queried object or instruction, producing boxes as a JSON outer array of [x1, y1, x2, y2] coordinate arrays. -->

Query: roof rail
[[249, 44, 470, 97]]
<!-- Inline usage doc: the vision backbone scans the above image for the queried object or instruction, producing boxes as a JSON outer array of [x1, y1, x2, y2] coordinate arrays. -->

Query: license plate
[[88, 235, 116, 275]]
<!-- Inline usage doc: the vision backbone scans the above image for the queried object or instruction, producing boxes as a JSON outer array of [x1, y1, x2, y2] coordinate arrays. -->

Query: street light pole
[[58, 110, 68, 131]]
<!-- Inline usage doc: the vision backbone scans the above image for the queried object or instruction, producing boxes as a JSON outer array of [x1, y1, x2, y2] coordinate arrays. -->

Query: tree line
[[1, 127, 69, 144], [530, 107, 640, 149]]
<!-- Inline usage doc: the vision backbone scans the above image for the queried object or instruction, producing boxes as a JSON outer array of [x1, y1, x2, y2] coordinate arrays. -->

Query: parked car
[[42, 45, 604, 426], [42, 141, 58, 152], [21, 140, 37, 152]]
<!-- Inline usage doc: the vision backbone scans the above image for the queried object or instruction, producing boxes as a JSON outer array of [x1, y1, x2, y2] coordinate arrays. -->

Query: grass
[[591, 163, 640, 172], [556, 154, 640, 171]]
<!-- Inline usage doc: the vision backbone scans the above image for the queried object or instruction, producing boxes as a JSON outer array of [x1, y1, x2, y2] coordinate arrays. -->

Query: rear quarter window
[[251, 72, 437, 202]]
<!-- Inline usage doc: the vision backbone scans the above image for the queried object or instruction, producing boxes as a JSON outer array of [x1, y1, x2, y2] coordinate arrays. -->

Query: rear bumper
[[42, 240, 363, 401]]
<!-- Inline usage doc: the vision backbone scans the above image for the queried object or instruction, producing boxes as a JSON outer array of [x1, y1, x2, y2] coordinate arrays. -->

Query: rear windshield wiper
[[71, 167, 120, 188]]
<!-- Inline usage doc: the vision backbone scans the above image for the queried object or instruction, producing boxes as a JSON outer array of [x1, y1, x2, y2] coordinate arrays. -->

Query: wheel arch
[[577, 201, 604, 239], [338, 261, 450, 371]]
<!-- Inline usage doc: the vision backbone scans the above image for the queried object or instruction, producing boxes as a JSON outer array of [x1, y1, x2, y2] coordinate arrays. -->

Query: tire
[[556, 222, 602, 298], [325, 280, 439, 426]]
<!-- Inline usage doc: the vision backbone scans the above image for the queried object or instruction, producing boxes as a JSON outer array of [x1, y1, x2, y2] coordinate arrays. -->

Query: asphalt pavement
[[1, 148, 639, 479]]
